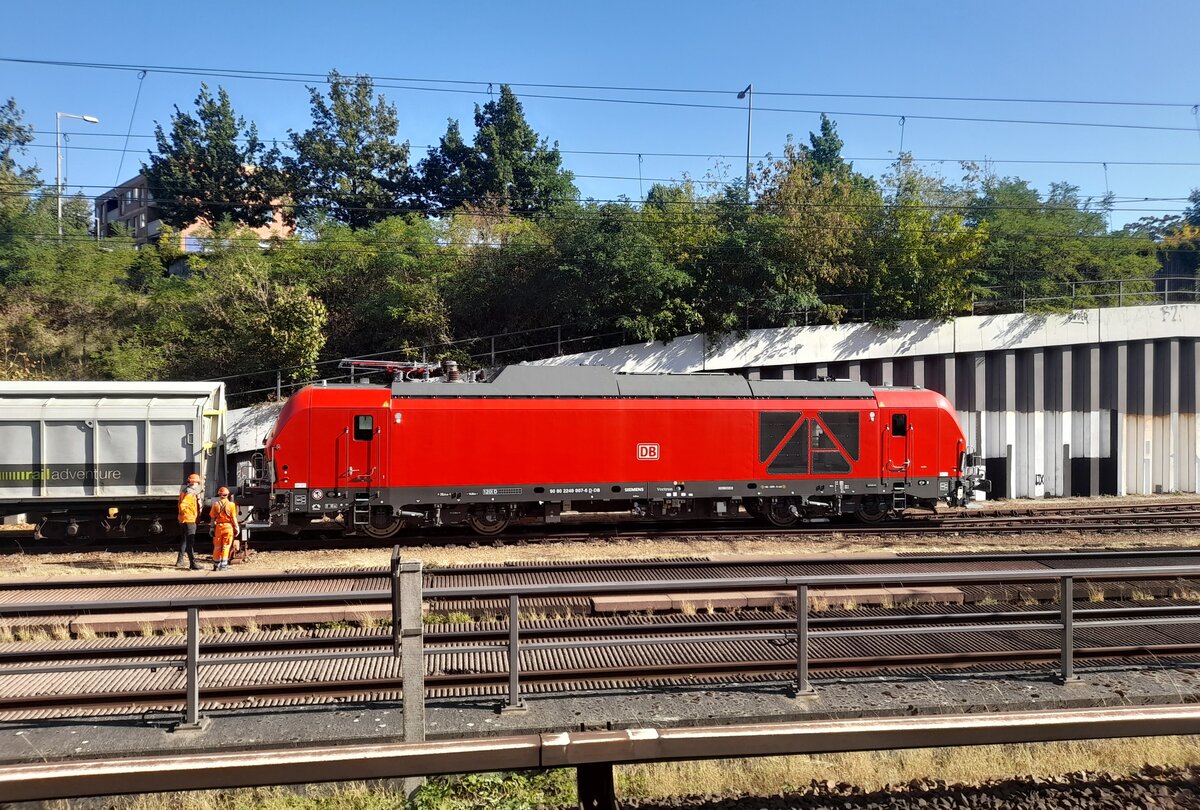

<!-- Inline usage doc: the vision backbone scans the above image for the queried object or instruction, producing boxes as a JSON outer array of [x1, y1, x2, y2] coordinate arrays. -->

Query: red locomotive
[[248, 362, 986, 537]]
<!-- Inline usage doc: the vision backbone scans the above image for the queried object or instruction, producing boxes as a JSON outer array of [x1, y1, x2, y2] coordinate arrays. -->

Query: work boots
[[175, 554, 187, 569], [188, 554, 202, 571]]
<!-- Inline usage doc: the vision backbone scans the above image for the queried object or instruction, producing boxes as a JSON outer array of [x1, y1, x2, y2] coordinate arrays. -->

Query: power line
[[4, 58, 1198, 133], [22, 134, 1200, 169], [5, 181, 1188, 211], [6, 57, 1197, 109]]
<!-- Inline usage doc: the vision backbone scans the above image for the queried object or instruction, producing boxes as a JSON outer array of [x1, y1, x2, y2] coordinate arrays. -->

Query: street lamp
[[56, 112, 100, 238], [736, 84, 752, 197]]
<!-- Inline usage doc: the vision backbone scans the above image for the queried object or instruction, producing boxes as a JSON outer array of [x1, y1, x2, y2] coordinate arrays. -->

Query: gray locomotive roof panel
[[391, 365, 879, 399], [747, 379, 874, 399]]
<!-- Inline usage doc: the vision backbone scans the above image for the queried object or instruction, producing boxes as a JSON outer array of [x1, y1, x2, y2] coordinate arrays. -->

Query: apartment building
[[95, 174, 291, 249]]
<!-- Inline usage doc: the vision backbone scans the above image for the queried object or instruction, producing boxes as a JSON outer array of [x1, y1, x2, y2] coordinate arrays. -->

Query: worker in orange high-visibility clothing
[[209, 486, 239, 571], [176, 473, 204, 570]]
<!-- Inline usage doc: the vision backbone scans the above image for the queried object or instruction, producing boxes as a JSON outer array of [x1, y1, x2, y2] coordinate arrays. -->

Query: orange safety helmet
[[187, 473, 202, 483], [217, 486, 231, 496]]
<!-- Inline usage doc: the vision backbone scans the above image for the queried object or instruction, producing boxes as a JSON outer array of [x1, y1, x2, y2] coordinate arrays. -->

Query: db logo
[[637, 443, 660, 460]]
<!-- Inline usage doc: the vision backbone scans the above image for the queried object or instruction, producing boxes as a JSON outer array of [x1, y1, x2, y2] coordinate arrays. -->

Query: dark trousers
[[179, 522, 197, 563]]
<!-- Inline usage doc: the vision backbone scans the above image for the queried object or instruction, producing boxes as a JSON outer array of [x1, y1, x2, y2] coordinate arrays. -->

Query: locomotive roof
[[389, 365, 876, 399]]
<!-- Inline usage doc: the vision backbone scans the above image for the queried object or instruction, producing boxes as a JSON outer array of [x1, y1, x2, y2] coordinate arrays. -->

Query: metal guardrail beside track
[[5, 553, 1200, 724], [7, 552, 1200, 804]]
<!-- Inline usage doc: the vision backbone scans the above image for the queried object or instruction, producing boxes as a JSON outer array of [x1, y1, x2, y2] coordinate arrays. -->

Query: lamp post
[[736, 84, 752, 197], [56, 112, 100, 238]]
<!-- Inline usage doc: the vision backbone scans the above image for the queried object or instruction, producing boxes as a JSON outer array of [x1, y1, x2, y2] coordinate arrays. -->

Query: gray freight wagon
[[0, 382, 226, 541]]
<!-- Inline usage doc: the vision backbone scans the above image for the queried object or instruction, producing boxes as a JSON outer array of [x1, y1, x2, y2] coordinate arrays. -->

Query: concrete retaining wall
[[539, 304, 1200, 498]]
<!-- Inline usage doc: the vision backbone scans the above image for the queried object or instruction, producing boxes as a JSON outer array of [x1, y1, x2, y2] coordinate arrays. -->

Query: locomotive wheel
[[762, 499, 799, 528], [854, 499, 891, 523], [361, 512, 404, 539], [742, 498, 765, 518], [466, 512, 510, 536]]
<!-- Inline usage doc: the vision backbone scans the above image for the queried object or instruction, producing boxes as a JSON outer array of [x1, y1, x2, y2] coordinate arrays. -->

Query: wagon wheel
[[762, 499, 799, 528], [466, 511, 510, 536], [361, 511, 404, 539], [854, 499, 891, 524]]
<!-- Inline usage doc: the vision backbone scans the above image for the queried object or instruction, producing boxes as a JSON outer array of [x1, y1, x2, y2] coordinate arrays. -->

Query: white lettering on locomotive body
[[637, 443, 660, 460]]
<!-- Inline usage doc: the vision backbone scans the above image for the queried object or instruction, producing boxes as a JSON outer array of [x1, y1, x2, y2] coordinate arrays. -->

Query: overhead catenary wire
[[5, 57, 1199, 109], [3, 57, 1198, 133], [21, 130, 1200, 167], [114, 70, 148, 186]]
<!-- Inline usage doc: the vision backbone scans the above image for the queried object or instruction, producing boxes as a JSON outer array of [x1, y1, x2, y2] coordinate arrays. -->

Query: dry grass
[[0, 625, 14, 644], [615, 736, 1200, 799], [1131, 589, 1157, 602], [978, 595, 999, 606], [75, 625, 96, 640], [15, 626, 50, 643], [1087, 585, 1106, 602], [42, 782, 408, 810], [49, 625, 71, 641], [679, 601, 697, 616]]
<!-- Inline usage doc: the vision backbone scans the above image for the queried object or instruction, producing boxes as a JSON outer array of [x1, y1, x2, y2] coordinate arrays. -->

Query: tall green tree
[[281, 216, 452, 359], [862, 160, 986, 322], [419, 85, 576, 215], [283, 71, 416, 228], [144, 84, 279, 229], [969, 178, 1158, 309]]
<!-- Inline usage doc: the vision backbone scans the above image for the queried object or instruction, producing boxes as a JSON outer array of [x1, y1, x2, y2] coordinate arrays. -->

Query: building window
[[138, 213, 146, 230]]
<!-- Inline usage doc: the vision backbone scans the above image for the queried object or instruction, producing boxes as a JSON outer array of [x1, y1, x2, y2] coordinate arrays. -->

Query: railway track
[[2, 549, 1200, 719], [2, 546, 1200, 610], [4, 599, 1200, 717], [5, 499, 1200, 554]]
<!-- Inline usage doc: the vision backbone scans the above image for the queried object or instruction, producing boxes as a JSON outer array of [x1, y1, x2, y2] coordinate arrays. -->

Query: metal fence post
[[795, 584, 815, 697], [391, 547, 402, 658], [172, 607, 208, 732], [396, 555, 425, 741], [501, 594, 527, 713], [1060, 576, 1081, 684]]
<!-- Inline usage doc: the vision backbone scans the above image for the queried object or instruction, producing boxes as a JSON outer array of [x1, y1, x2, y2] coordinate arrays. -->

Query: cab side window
[[354, 415, 374, 441]]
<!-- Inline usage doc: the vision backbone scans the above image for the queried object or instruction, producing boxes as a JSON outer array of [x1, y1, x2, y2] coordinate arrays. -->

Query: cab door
[[885, 411, 910, 485], [345, 409, 388, 492]]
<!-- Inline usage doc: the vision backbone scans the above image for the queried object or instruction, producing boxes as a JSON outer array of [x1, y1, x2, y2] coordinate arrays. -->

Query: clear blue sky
[[4, 0, 1198, 228]]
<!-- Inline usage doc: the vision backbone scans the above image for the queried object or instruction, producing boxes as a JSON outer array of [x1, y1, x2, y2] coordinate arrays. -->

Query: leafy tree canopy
[[283, 71, 415, 228], [419, 85, 577, 215], [144, 85, 279, 229]]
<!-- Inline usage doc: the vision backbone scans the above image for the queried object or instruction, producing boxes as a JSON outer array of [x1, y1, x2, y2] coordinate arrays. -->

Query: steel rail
[[4, 641, 1200, 714], [6, 602, 1198, 665], [7, 499, 1200, 555], [4, 562, 1200, 616]]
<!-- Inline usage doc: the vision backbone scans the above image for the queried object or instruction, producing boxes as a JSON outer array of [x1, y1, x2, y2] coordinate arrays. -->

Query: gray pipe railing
[[3, 558, 1200, 724]]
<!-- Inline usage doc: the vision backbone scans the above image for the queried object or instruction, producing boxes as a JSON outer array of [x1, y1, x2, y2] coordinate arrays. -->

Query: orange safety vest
[[178, 490, 200, 524], [210, 499, 238, 525]]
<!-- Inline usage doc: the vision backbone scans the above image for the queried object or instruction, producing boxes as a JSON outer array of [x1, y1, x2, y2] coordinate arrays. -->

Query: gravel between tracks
[[6, 529, 1200, 580], [3, 495, 1200, 580], [560, 766, 1200, 809]]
